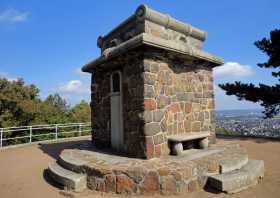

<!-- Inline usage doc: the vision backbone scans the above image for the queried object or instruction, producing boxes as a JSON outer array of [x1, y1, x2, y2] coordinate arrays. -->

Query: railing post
[[79, 124, 82, 136], [0, 128, 3, 148], [29, 126, 32, 143], [55, 124, 58, 140]]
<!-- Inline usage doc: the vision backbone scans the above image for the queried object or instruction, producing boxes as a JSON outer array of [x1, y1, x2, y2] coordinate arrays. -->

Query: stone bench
[[167, 132, 210, 155]]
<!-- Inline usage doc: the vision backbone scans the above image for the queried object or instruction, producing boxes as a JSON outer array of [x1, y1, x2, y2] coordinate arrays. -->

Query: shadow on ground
[[39, 139, 92, 159], [38, 138, 140, 160]]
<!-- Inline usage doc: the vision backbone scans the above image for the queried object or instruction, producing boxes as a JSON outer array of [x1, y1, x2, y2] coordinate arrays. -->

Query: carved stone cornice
[[82, 33, 223, 72]]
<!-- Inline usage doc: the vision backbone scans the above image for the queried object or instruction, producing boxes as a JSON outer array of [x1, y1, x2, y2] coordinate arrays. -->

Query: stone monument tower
[[82, 5, 223, 159], [47, 5, 264, 195]]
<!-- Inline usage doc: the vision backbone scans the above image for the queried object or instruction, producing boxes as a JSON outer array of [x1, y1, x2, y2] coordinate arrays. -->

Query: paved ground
[[0, 137, 279, 198]]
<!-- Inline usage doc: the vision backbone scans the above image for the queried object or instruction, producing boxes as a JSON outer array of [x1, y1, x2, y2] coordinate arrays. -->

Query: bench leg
[[173, 142, 183, 155], [199, 137, 209, 149]]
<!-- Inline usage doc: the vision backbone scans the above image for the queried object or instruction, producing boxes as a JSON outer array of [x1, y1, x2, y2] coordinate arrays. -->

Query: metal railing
[[0, 122, 91, 148]]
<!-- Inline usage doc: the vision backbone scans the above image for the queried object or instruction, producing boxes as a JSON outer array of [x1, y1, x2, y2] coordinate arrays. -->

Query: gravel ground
[[0, 137, 279, 198]]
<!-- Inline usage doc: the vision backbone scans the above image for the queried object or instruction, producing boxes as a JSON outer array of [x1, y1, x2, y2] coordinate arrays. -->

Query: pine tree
[[219, 29, 280, 118]]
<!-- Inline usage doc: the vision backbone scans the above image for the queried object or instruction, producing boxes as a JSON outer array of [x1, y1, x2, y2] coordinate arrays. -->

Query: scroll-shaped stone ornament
[[135, 4, 207, 41]]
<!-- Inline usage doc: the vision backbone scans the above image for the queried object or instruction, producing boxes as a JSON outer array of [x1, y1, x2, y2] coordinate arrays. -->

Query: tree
[[45, 93, 69, 113], [0, 77, 91, 127], [69, 100, 91, 123], [0, 78, 41, 127], [219, 29, 280, 118], [33, 93, 70, 124]]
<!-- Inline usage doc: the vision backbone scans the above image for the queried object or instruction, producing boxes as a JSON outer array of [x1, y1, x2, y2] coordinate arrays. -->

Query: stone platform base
[[48, 141, 264, 195]]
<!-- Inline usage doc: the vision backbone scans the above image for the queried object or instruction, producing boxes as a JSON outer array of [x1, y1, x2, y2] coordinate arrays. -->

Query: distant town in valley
[[216, 109, 280, 138]]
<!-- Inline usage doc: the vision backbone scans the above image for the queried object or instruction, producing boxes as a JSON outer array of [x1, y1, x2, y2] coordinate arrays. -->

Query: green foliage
[[219, 29, 280, 118], [32, 94, 70, 125], [69, 100, 91, 123], [0, 78, 40, 127], [0, 77, 91, 128], [45, 93, 69, 113]]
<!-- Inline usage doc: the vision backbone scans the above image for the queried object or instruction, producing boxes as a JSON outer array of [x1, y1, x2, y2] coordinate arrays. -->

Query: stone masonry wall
[[91, 53, 146, 158], [91, 69, 111, 148], [142, 52, 215, 159], [91, 50, 215, 159]]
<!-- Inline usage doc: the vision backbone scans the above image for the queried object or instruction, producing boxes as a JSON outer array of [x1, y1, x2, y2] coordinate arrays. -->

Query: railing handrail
[[0, 122, 92, 148], [0, 122, 91, 130]]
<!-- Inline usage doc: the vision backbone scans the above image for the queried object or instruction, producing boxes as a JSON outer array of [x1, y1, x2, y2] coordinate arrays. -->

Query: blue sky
[[0, 0, 279, 109]]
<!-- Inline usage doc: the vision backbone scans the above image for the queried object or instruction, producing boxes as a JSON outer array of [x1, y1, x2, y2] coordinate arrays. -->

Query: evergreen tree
[[219, 29, 280, 118]]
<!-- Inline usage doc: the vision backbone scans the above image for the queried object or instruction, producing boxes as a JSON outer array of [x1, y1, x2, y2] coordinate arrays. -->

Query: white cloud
[[0, 8, 29, 24], [213, 62, 254, 80], [57, 80, 90, 105], [58, 80, 90, 94]]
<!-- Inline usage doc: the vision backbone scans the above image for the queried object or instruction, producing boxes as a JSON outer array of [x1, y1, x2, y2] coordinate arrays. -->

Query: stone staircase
[[48, 152, 88, 192], [208, 154, 264, 193]]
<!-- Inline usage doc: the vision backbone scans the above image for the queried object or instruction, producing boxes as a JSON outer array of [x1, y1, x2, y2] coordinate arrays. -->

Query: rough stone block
[[145, 136, 154, 159], [160, 176, 177, 195], [153, 109, 165, 122], [157, 95, 170, 109], [184, 102, 192, 114], [188, 179, 199, 192], [88, 177, 105, 192], [144, 72, 157, 85], [184, 120, 191, 132], [191, 121, 201, 132], [140, 171, 160, 195], [105, 174, 116, 192], [144, 84, 156, 98], [153, 133, 164, 145], [116, 174, 137, 194], [176, 92, 192, 101], [144, 99, 156, 110], [127, 166, 147, 183], [169, 103, 181, 113], [150, 63, 159, 73], [143, 110, 153, 123], [144, 122, 161, 136]]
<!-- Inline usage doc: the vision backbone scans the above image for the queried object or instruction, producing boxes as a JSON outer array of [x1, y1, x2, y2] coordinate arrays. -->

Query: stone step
[[208, 160, 264, 193], [219, 153, 248, 173], [58, 151, 88, 173], [48, 161, 87, 192]]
